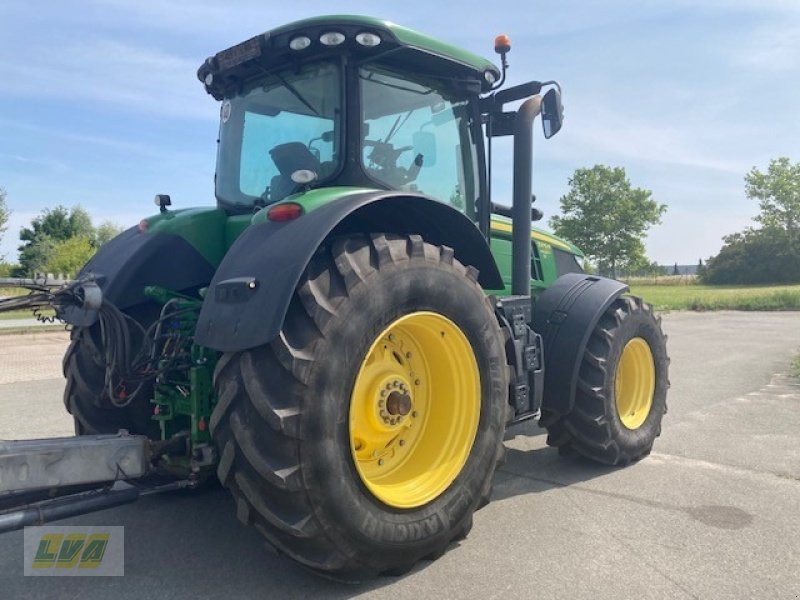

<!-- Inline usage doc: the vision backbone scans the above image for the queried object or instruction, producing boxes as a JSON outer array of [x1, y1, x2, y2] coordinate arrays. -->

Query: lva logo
[[33, 533, 109, 569], [24, 527, 124, 576]]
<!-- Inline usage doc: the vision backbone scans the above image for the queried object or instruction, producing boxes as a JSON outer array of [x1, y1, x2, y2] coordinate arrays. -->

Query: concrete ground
[[0, 312, 799, 599]]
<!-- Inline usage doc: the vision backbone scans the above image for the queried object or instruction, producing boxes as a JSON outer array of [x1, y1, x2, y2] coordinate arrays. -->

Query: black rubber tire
[[543, 296, 669, 465], [211, 233, 509, 581], [63, 306, 160, 438]]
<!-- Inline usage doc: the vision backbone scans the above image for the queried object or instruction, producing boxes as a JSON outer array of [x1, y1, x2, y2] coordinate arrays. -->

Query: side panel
[[60, 227, 216, 326], [531, 273, 628, 423], [195, 192, 503, 352], [488, 217, 584, 296]]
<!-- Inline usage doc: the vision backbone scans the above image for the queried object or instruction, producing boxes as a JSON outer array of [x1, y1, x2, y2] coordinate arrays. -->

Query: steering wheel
[[363, 139, 413, 169]]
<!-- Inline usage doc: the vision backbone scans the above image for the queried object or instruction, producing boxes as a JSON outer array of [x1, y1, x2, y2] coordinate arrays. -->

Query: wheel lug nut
[[412, 411, 418, 418], [414, 379, 420, 386], [378, 459, 384, 466]]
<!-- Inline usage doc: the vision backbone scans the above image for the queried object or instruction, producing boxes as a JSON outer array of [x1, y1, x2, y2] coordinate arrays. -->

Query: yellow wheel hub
[[349, 311, 480, 509], [614, 337, 656, 430]]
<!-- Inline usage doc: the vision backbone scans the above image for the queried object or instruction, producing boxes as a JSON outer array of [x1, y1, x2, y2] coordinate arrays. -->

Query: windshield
[[360, 66, 480, 217], [215, 61, 342, 207]]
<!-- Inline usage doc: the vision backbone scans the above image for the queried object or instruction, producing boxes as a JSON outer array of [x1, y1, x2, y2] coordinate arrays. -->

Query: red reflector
[[198, 417, 207, 432], [138, 219, 149, 233], [267, 203, 303, 222]]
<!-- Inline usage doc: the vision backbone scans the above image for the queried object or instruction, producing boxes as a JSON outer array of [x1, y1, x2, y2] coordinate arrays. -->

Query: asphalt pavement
[[0, 312, 799, 599]]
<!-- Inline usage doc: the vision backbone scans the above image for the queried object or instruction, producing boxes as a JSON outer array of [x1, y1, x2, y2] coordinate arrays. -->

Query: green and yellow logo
[[32, 533, 110, 570], [24, 526, 123, 576]]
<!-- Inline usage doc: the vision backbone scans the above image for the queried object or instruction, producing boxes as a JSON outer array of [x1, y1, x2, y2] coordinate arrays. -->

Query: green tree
[[43, 236, 95, 277], [672, 262, 679, 276], [17, 206, 96, 275], [0, 187, 9, 257], [15, 234, 56, 276], [19, 205, 94, 246], [95, 221, 123, 246], [550, 165, 666, 278], [702, 227, 800, 284], [702, 157, 800, 285], [745, 157, 800, 240]]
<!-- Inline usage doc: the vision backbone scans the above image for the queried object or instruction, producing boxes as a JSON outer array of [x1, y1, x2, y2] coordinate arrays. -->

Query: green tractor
[[57, 16, 668, 579]]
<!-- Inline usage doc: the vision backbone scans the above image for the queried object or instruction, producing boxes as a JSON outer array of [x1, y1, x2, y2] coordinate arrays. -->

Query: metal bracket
[[495, 296, 545, 420], [0, 432, 149, 494]]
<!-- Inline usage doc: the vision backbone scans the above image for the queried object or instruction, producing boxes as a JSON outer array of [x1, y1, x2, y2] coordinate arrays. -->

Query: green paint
[[271, 15, 500, 79], [56, 538, 84, 568], [79, 537, 108, 568], [33, 536, 60, 566], [488, 217, 583, 295], [225, 214, 253, 248], [143, 207, 228, 266], [145, 287, 217, 454]]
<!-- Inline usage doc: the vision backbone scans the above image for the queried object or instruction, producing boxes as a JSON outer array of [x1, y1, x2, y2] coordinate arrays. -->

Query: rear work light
[[319, 31, 345, 46], [289, 36, 311, 51], [355, 32, 381, 47], [267, 203, 304, 222]]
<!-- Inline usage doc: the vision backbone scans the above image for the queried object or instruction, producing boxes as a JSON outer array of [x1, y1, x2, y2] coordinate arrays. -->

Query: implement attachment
[[0, 433, 149, 493]]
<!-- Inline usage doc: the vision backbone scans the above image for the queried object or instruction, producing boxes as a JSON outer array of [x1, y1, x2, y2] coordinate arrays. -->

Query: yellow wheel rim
[[349, 311, 481, 509], [614, 337, 656, 430]]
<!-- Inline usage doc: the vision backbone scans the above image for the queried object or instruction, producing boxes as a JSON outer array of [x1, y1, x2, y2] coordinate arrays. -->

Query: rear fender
[[194, 192, 502, 352], [61, 227, 216, 327]]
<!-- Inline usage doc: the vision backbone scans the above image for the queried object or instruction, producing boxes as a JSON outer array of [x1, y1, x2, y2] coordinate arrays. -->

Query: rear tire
[[211, 234, 509, 580], [543, 296, 669, 465], [63, 306, 160, 437]]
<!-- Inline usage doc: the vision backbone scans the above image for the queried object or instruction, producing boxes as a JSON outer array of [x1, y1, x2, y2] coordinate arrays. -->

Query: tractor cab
[[200, 16, 501, 218], [199, 16, 566, 296]]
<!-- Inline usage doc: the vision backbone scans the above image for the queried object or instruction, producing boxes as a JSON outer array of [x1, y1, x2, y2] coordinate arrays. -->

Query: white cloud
[[0, 38, 212, 120], [736, 21, 800, 72]]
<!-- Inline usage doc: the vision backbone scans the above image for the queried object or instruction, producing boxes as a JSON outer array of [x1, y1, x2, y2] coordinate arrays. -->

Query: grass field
[[627, 282, 800, 311]]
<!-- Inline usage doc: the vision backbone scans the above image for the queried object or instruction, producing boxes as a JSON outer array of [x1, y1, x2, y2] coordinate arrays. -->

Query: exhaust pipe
[[511, 95, 543, 296]]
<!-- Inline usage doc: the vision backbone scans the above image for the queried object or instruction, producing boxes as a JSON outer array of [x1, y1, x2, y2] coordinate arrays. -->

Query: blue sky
[[1, 0, 798, 265]]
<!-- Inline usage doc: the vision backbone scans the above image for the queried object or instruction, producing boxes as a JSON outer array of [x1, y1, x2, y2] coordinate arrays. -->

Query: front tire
[[211, 234, 509, 580]]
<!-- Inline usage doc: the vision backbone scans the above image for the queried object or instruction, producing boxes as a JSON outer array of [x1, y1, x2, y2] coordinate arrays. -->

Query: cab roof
[[198, 15, 501, 100]]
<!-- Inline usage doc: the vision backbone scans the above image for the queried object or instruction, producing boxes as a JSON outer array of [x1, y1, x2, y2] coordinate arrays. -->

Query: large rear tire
[[211, 234, 509, 580], [543, 296, 669, 465], [63, 306, 160, 437]]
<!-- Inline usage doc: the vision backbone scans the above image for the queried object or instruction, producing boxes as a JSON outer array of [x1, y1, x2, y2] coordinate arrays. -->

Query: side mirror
[[412, 131, 437, 167], [541, 88, 564, 139]]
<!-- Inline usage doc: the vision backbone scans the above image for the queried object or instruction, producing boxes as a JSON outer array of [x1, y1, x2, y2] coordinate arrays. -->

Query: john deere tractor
[[1, 16, 668, 580]]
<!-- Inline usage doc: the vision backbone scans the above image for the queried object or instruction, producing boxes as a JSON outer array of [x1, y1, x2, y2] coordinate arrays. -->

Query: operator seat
[[268, 142, 321, 202]]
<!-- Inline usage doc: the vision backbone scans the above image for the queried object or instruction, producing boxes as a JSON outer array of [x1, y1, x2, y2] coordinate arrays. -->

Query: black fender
[[531, 273, 629, 423], [194, 192, 503, 352], [60, 226, 216, 327]]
